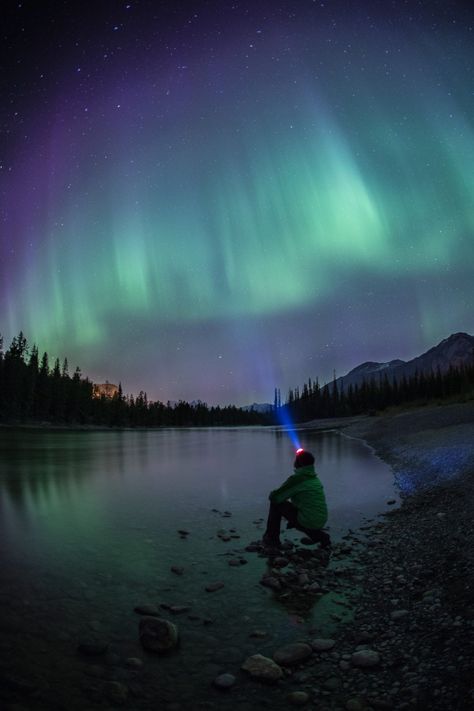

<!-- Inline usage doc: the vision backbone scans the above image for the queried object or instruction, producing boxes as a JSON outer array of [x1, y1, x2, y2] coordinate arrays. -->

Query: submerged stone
[[205, 581, 225, 592], [139, 616, 178, 654], [134, 604, 160, 616], [260, 576, 281, 590]]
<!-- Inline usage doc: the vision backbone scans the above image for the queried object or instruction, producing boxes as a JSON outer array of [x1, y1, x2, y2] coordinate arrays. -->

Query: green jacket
[[269, 464, 328, 529]]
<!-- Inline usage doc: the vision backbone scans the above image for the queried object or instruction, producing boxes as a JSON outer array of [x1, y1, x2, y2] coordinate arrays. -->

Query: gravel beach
[[324, 401, 474, 710]]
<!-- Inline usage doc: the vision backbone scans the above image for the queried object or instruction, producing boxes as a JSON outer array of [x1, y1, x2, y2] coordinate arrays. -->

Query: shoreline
[[305, 401, 474, 710]]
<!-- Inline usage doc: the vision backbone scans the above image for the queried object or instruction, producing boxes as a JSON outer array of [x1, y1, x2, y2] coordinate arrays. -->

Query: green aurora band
[[2, 6, 474, 402]]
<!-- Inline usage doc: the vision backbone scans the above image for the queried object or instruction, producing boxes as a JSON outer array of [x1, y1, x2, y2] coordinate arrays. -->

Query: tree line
[[276, 354, 474, 422], [0, 332, 269, 427]]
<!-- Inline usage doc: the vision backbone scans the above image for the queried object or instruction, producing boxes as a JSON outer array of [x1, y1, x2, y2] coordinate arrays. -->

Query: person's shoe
[[300, 528, 332, 549], [262, 533, 281, 546], [318, 532, 331, 549], [261, 534, 282, 554]]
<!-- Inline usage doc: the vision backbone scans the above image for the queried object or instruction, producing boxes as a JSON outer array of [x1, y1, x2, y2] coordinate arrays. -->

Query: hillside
[[334, 332, 474, 392]]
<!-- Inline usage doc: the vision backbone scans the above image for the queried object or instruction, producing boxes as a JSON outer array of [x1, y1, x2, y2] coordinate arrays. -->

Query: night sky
[[1, 1, 473, 406]]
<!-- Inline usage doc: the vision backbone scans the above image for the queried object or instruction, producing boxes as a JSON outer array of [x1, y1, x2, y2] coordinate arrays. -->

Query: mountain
[[334, 332, 474, 392], [243, 402, 274, 413]]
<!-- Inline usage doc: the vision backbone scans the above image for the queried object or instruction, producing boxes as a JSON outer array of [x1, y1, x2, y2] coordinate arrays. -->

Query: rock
[[134, 604, 160, 616], [288, 690, 310, 705], [105, 681, 128, 705], [139, 617, 178, 653], [370, 698, 393, 709], [351, 649, 380, 667], [273, 642, 313, 666], [241, 654, 283, 683], [213, 673, 236, 689], [273, 557, 290, 568], [249, 630, 268, 638], [345, 698, 365, 711], [228, 557, 247, 566], [311, 638, 336, 652], [260, 576, 281, 590], [390, 609, 409, 621], [387, 499, 396, 505], [125, 657, 143, 668], [77, 640, 109, 656], [307, 582, 321, 593], [84, 664, 105, 678], [323, 676, 341, 690], [177, 530, 189, 536], [297, 573, 310, 585], [245, 543, 261, 552], [171, 566, 184, 575], [169, 605, 191, 615], [205, 581, 225, 592], [104, 651, 121, 666], [3, 673, 40, 695]]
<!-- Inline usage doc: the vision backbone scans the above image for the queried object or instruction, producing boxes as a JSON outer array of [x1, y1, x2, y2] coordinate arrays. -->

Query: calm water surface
[[0, 427, 398, 709]]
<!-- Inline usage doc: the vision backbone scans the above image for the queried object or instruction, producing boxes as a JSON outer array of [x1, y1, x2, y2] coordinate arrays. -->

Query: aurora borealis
[[1, 1, 473, 405]]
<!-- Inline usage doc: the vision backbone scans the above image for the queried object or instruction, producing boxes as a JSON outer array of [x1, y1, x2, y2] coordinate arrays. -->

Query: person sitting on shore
[[262, 448, 330, 551]]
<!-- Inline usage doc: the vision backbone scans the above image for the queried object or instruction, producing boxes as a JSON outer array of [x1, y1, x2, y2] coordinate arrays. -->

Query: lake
[[0, 426, 398, 709]]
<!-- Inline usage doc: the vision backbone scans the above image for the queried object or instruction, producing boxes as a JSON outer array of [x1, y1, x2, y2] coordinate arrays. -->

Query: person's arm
[[269, 474, 301, 503]]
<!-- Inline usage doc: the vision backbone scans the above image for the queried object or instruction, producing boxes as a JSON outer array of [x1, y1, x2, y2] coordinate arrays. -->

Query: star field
[[1, 0, 473, 404]]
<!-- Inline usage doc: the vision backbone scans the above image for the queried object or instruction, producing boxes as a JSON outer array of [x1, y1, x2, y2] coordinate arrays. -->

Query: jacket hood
[[293, 464, 316, 477]]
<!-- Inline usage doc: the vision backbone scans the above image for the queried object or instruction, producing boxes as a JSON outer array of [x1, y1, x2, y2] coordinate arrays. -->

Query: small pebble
[[213, 673, 236, 689], [287, 690, 310, 706]]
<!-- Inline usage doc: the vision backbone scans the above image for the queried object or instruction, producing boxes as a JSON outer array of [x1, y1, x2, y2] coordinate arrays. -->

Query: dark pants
[[264, 501, 329, 545]]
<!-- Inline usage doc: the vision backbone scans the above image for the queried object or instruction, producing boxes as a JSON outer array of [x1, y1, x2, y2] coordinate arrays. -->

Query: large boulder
[[139, 616, 178, 654]]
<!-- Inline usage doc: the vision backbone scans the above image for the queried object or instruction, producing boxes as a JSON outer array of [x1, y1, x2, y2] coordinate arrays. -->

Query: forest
[[0, 332, 268, 427], [277, 353, 474, 423], [1, 331, 473, 428]]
